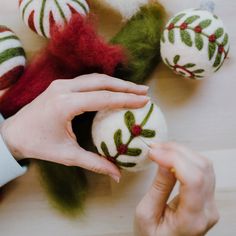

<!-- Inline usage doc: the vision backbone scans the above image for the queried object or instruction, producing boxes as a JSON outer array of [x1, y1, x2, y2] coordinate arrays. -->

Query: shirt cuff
[[0, 115, 27, 187]]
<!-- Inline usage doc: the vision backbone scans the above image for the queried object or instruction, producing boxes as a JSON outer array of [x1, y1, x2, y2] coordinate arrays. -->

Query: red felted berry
[[117, 144, 128, 155], [209, 34, 216, 42], [131, 124, 142, 136], [107, 156, 116, 164], [218, 45, 224, 54], [194, 26, 202, 33], [168, 23, 174, 31], [180, 23, 188, 30]]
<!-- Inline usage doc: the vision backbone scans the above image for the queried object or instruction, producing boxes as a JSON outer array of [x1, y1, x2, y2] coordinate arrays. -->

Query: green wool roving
[[38, 161, 87, 217], [111, 2, 166, 84]]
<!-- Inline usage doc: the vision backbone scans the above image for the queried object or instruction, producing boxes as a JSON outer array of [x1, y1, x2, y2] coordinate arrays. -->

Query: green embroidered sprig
[[165, 55, 205, 79], [161, 12, 229, 71], [100, 103, 156, 168]]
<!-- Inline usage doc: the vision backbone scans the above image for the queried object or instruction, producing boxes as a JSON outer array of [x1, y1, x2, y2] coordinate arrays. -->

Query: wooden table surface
[[0, 0, 236, 235]]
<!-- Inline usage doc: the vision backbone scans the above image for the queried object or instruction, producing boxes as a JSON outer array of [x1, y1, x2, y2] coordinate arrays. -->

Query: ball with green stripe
[[0, 26, 26, 90], [19, 0, 90, 38], [161, 8, 230, 79]]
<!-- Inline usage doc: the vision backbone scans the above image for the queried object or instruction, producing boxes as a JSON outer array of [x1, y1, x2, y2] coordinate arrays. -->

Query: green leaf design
[[168, 30, 174, 44], [161, 33, 165, 43], [114, 129, 122, 148], [116, 161, 136, 168], [222, 33, 229, 46], [126, 148, 142, 156], [124, 111, 135, 131], [208, 42, 216, 60], [141, 103, 154, 127], [199, 19, 211, 29], [184, 63, 195, 68], [195, 75, 204, 78], [101, 142, 110, 157], [165, 58, 172, 67], [180, 30, 192, 47], [195, 33, 204, 50], [173, 55, 180, 64], [171, 13, 186, 24], [193, 69, 204, 74], [141, 129, 156, 138], [213, 53, 222, 68], [215, 28, 224, 38], [184, 15, 200, 24]]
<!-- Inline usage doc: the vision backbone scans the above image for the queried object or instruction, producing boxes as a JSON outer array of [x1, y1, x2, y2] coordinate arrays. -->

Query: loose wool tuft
[[38, 161, 87, 216], [111, 2, 166, 84], [92, 101, 168, 172], [19, 0, 90, 38], [0, 25, 26, 90], [0, 14, 124, 118], [96, 0, 150, 19], [0, 14, 124, 214]]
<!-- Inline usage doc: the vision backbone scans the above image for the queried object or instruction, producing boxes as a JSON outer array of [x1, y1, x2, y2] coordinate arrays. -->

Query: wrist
[[0, 118, 25, 161]]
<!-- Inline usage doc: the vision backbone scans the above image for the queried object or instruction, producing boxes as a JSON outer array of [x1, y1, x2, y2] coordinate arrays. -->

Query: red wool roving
[[0, 14, 125, 118], [19, 0, 90, 38], [0, 26, 26, 90]]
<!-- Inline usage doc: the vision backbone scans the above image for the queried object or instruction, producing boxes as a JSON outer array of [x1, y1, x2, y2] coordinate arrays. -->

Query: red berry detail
[[168, 23, 175, 30], [180, 23, 188, 30], [209, 34, 216, 42], [218, 45, 224, 54], [117, 144, 128, 155], [194, 26, 202, 33], [131, 124, 142, 137], [107, 156, 116, 164]]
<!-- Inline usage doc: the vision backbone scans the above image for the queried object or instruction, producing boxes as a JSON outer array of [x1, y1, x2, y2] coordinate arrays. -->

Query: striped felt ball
[[0, 26, 26, 90], [19, 0, 90, 38]]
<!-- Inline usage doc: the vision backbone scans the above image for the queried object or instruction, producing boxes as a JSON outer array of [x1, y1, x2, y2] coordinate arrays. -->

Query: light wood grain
[[0, 0, 236, 235]]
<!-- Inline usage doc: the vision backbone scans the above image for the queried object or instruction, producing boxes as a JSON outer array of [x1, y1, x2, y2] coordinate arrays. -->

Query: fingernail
[[110, 174, 120, 183], [139, 85, 149, 91]]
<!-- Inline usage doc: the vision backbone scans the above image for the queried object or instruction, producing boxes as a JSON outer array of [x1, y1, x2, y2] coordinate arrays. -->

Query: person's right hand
[[135, 143, 219, 236], [0, 74, 149, 182]]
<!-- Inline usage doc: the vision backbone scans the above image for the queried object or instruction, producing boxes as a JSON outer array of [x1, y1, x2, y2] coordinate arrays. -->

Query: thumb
[[137, 167, 176, 222]]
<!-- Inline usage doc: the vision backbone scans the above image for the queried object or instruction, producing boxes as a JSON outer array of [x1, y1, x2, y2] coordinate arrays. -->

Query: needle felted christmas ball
[[0, 26, 26, 90], [19, 0, 89, 38], [161, 8, 230, 79], [92, 101, 168, 172]]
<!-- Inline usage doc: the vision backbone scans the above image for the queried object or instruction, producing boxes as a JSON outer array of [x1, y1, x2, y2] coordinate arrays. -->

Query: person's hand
[[135, 143, 219, 236], [0, 74, 149, 182]]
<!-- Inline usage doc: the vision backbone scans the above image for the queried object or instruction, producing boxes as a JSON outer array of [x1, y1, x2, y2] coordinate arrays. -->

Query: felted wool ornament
[[19, 0, 89, 38], [0, 14, 124, 215], [95, 0, 150, 19], [161, 6, 230, 79], [0, 26, 26, 90], [111, 2, 166, 84], [92, 101, 168, 172]]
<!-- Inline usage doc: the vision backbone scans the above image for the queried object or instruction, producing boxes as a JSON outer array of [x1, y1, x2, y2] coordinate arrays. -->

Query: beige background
[[0, 0, 236, 235]]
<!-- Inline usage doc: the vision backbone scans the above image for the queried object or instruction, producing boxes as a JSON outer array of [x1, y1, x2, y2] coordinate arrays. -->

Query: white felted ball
[[97, 0, 150, 19], [161, 8, 230, 79], [0, 26, 26, 90], [92, 101, 168, 172], [19, 0, 89, 38]]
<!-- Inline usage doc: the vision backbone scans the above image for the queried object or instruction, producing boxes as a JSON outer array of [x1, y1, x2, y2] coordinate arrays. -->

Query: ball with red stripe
[[0, 26, 26, 90], [19, 0, 90, 38]]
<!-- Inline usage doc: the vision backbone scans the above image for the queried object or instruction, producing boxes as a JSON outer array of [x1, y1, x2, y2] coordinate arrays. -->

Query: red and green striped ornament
[[18, 0, 90, 38], [0, 26, 26, 90]]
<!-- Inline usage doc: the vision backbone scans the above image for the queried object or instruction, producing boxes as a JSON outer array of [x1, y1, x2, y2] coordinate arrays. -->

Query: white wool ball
[[161, 8, 230, 79], [98, 0, 149, 19], [19, 0, 89, 38], [0, 26, 26, 90], [92, 101, 168, 172]]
